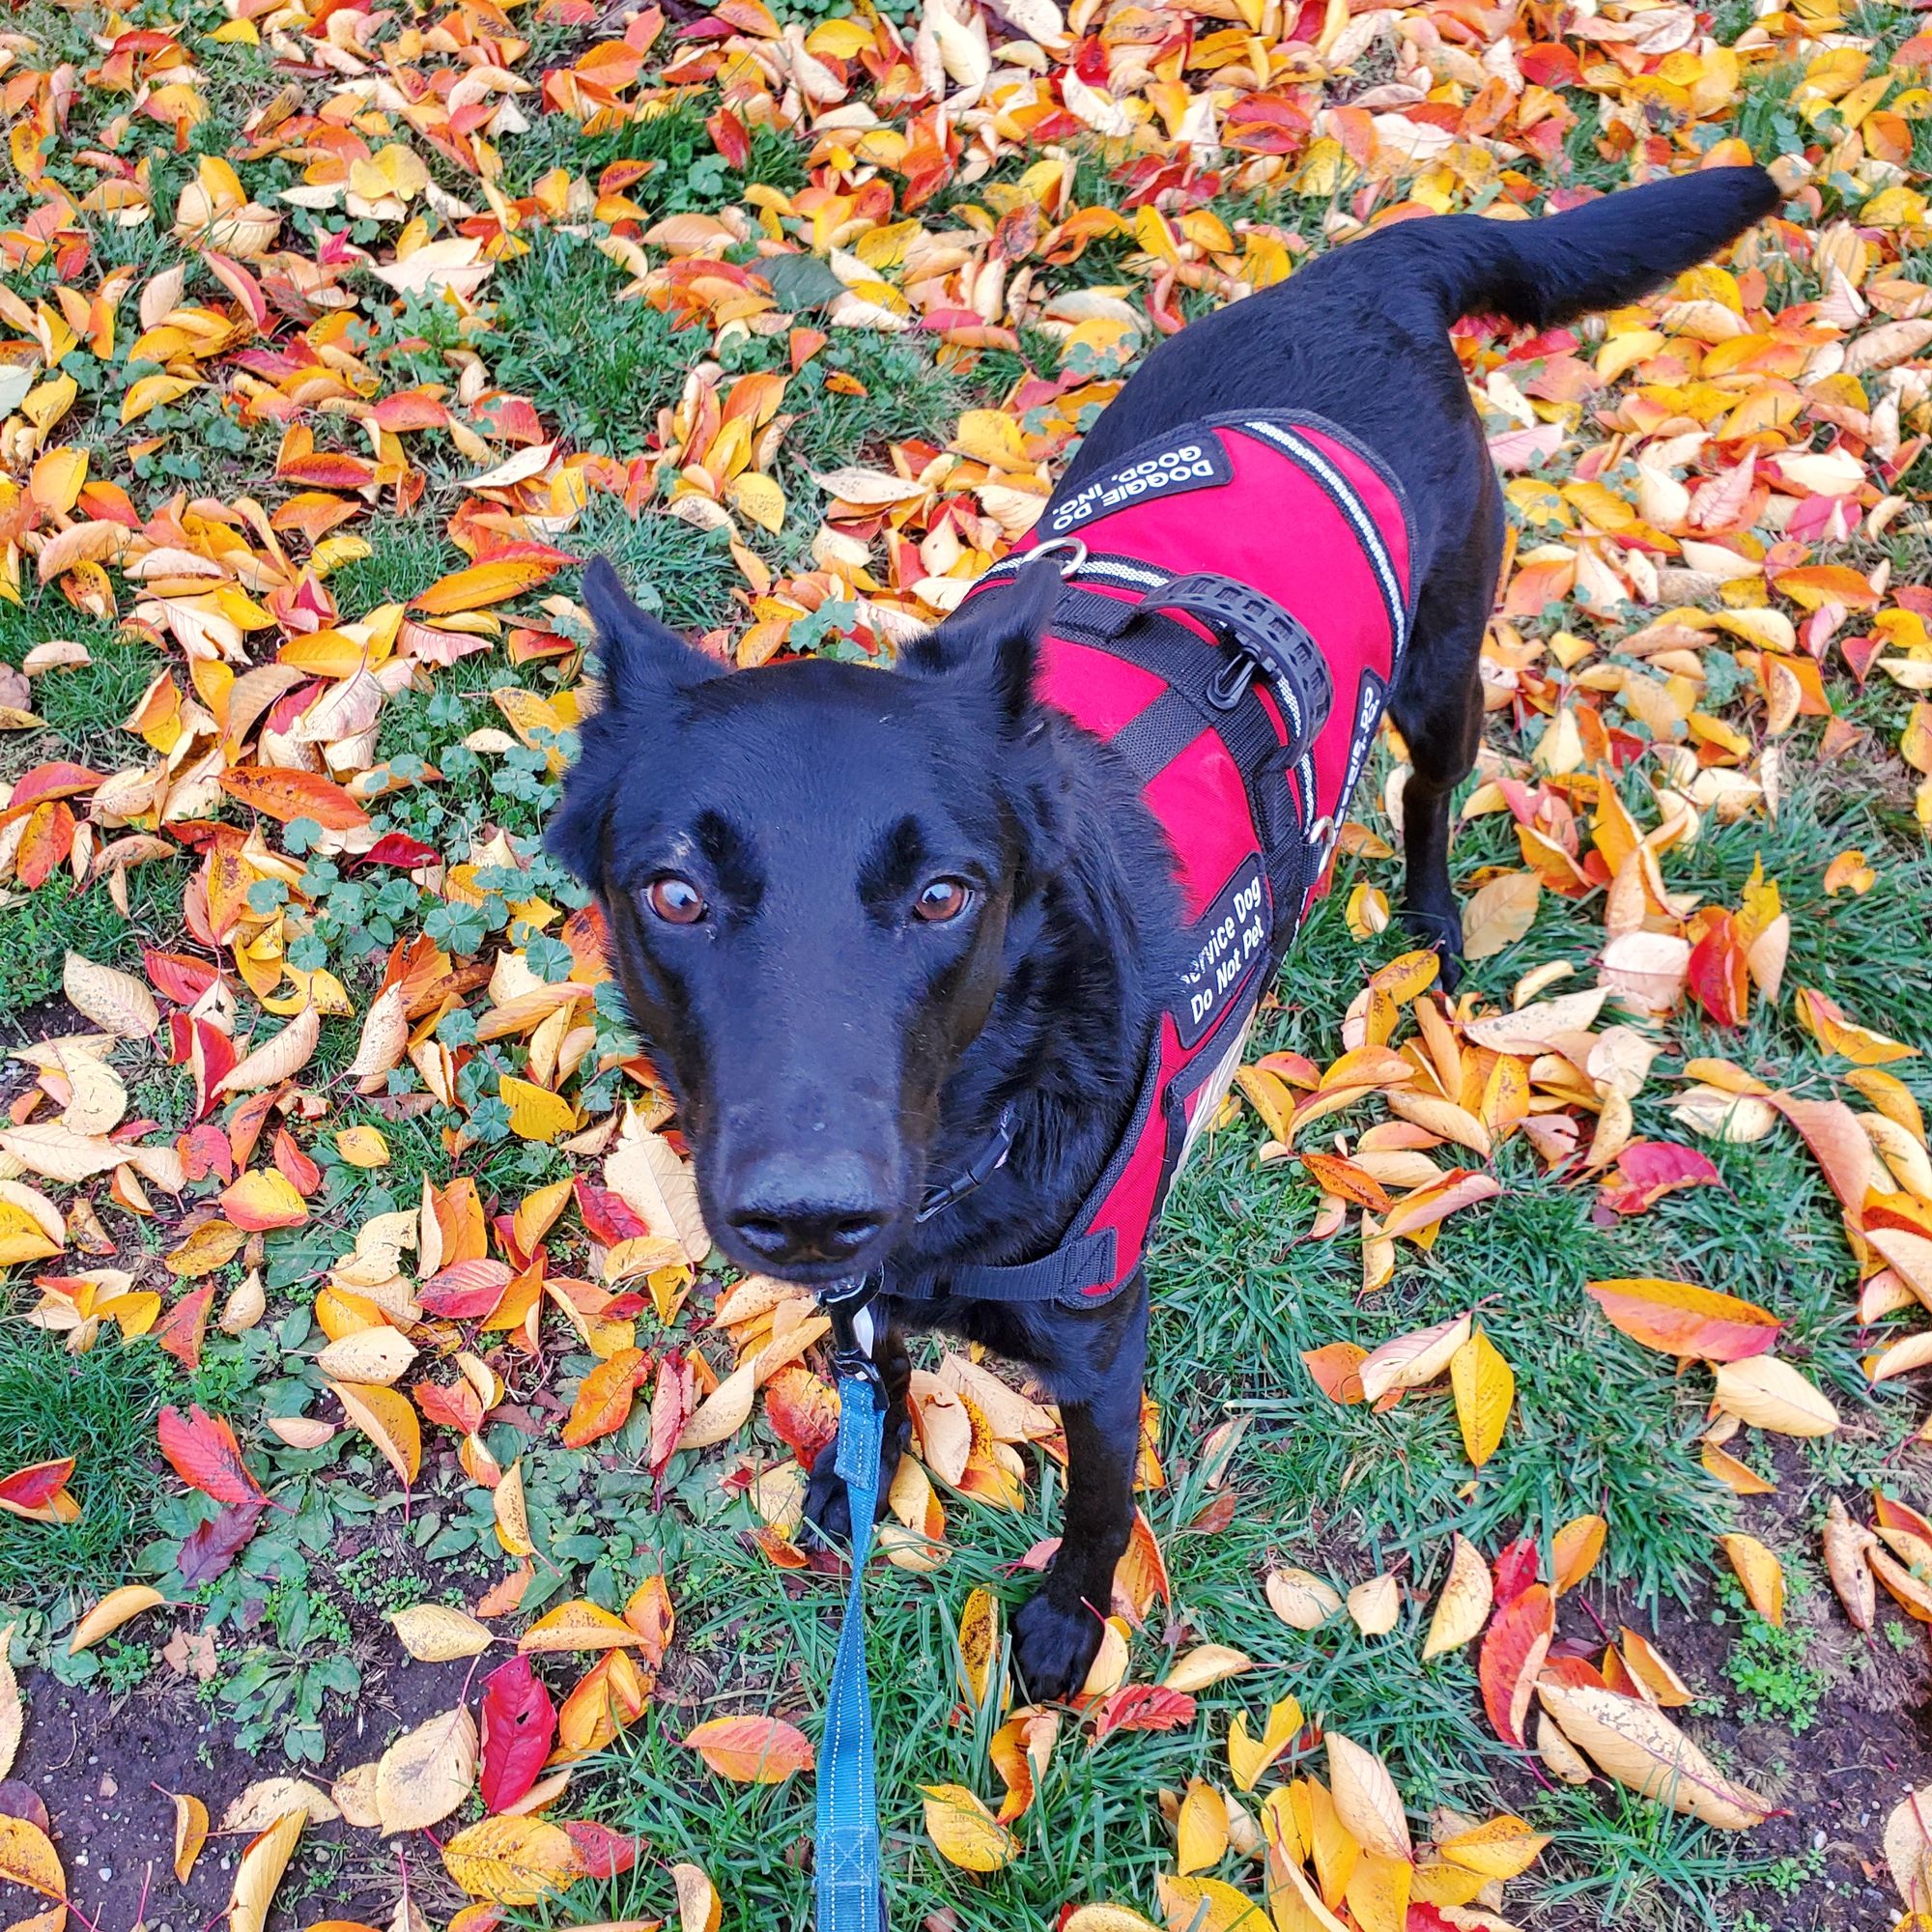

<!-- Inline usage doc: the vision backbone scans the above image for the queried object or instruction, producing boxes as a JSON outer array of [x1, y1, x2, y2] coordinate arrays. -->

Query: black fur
[[550, 169, 1777, 1700]]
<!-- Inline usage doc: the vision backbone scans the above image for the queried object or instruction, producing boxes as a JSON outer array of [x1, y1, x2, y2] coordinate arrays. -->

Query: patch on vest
[[1045, 435, 1233, 537], [1176, 855, 1268, 1050]]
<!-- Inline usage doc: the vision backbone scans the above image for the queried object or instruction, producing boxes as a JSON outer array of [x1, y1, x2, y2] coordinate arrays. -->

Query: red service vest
[[887, 412, 1414, 1309]]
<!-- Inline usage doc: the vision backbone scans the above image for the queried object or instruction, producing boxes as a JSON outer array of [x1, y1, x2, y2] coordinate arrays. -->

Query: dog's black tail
[[1371, 166, 1780, 330]]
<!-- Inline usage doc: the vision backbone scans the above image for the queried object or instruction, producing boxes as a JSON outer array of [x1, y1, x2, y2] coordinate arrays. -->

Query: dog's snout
[[724, 1152, 895, 1269]]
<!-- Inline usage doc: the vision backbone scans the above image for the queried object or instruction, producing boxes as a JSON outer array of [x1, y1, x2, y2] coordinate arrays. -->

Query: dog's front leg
[[802, 1321, 911, 1545], [1011, 1278, 1148, 1703]]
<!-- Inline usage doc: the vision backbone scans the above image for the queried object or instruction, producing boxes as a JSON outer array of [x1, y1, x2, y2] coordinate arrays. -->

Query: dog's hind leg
[[1009, 1279, 1147, 1703], [802, 1321, 911, 1543], [1385, 466, 1503, 986]]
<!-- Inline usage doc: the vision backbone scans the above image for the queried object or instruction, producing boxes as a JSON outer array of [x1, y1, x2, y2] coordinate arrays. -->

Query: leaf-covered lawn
[[1, 0, 1931, 1925]]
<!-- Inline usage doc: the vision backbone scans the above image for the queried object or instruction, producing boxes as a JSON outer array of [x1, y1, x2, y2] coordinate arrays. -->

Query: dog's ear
[[582, 555, 724, 711], [902, 554, 1063, 726]]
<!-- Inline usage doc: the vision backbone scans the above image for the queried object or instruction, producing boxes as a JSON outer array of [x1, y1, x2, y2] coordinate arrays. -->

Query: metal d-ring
[[1026, 536, 1089, 581]]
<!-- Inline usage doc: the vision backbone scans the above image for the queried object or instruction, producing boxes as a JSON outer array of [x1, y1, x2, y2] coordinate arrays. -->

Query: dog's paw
[[1401, 905, 1463, 989], [1011, 1586, 1104, 1704], [801, 1438, 897, 1548]]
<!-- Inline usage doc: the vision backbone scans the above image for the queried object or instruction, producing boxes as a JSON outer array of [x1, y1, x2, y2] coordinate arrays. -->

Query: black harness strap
[[880, 1228, 1119, 1306]]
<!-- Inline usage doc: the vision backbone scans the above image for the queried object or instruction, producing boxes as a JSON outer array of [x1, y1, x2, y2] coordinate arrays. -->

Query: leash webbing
[[816, 1287, 888, 1932]]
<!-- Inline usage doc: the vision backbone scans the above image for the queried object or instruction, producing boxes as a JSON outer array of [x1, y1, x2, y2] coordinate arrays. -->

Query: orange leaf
[[216, 766, 369, 830], [412, 555, 568, 615], [1582, 1277, 1780, 1363], [1480, 1583, 1553, 1747], [681, 1714, 814, 1783], [560, 1348, 647, 1449]]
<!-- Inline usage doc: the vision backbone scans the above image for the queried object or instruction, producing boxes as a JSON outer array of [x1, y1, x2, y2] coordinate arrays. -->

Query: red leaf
[[145, 949, 219, 1006], [271, 1127, 320, 1196], [1583, 1277, 1780, 1364], [1480, 1583, 1554, 1747], [1492, 1537, 1541, 1608], [179, 1499, 264, 1583], [1686, 915, 1747, 1027], [707, 104, 750, 169], [418, 1259, 513, 1321], [1596, 1141, 1722, 1217], [0, 1458, 74, 1510], [154, 1283, 214, 1372], [573, 1177, 648, 1246], [354, 832, 440, 870], [763, 1365, 838, 1468], [560, 1818, 644, 1881], [414, 1378, 486, 1436], [479, 1655, 556, 1813], [648, 1353, 696, 1483], [156, 1405, 264, 1507], [177, 1124, 234, 1183], [1087, 1685, 1198, 1744]]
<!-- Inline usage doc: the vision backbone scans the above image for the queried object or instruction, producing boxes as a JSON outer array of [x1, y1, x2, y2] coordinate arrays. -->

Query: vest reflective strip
[[1242, 420, 1407, 660], [980, 553, 1169, 594]]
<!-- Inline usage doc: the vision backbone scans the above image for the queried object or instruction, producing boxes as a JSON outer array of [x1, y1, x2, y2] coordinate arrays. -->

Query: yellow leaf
[[1719, 1532, 1785, 1626], [1347, 1573, 1401, 1636], [1711, 1355, 1839, 1436], [495, 1459, 535, 1555], [1177, 1777, 1229, 1874], [330, 1380, 422, 1485], [441, 1815, 576, 1905], [1884, 1784, 1932, 1915], [413, 555, 564, 614], [219, 1777, 339, 1833], [122, 372, 199, 423], [334, 1125, 392, 1167], [228, 1810, 303, 1932], [1325, 1730, 1410, 1861], [1163, 1644, 1253, 1695], [215, 1005, 320, 1095], [71, 1582, 165, 1653], [518, 1598, 640, 1652], [171, 1790, 209, 1883], [1449, 1326, 1514, 1468], [1265, 1567, 1342, 1631], [922, 1782, 1016, 1872], [1551, 1514, 1607, 1593], [955, 1585, 1000, 1711], [952, 409, 1031, 469], [673, 1861, 723, 1932], [1065, 1911, 1162, 1932], [1535, 1681, 1774, 1828], [1422, 1533, 1492, 1659], [1435, 1813, 1548, 1881], [1461, 872, 1541, 959], [728, 470, 786, 532], [389, 1604, 494, 1662], [1227, 1694, 1301, 1792], [62, 952, 158, 1037], [499, 1073, 578, 1144], [375, 1705, 476, 1834], [1152, 1874, 1261, 1931]]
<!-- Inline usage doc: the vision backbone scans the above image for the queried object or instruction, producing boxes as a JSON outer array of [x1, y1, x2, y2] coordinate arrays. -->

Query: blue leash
[[816, 1279, 888, 1932]]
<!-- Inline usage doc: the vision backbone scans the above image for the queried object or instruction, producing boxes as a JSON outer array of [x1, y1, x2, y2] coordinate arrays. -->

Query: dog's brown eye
[[914, 878, 972, 923], [646, 875, 706, 924]]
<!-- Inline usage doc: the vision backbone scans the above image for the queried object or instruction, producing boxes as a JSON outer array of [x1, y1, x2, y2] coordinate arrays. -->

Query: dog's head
[[549, 555, 1072, 1285]]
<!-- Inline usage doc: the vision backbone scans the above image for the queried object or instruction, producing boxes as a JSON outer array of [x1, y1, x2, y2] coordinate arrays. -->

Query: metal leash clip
[[819, 1272, 884, 1397]]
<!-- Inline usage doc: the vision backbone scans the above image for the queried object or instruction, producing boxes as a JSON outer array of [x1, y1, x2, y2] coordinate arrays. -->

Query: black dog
[[551, 167, 1778, 1699]]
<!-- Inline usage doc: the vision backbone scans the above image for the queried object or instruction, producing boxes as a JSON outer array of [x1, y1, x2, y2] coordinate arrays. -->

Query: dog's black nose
[[724, 1154, 893, 1269]]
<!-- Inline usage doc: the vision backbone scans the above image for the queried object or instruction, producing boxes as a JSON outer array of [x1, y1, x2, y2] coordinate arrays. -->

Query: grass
[[0, 1324, 165, 1603]]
